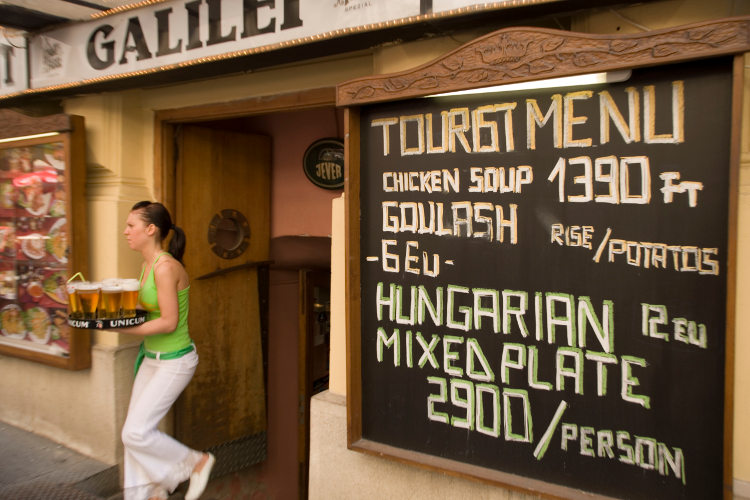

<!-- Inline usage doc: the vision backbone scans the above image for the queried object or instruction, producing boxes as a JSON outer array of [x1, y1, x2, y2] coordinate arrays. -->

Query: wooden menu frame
[[0, 111, 90, 370], [340, 17, 749, 499]]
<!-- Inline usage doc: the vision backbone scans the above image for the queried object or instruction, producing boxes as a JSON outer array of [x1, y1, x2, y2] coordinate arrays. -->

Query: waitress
[[111, 201, 214, 500]]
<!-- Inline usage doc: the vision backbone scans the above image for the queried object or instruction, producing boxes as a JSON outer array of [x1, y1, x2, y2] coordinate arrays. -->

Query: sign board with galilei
[[0, 112, 89, 370], [343, 20, 747, 500]]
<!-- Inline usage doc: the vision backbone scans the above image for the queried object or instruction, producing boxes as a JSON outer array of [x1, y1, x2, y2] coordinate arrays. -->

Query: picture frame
[[0, 111, 90, 370]]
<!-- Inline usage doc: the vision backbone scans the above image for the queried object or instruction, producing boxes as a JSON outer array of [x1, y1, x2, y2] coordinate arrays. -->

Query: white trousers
[[122, 350, 202, 500]]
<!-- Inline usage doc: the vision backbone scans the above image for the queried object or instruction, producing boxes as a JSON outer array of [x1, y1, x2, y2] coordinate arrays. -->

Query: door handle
[[195, 260, 273, 281]]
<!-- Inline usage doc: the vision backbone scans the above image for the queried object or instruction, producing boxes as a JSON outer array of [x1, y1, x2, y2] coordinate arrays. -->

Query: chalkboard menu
[[357, 57, 734, 498]]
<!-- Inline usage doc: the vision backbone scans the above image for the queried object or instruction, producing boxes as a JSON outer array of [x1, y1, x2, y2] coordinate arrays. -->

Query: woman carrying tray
[[109, 201, 214, 500]]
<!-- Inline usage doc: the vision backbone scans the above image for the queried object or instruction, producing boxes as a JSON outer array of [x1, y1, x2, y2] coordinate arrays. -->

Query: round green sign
[[302, 138, 344, 190]]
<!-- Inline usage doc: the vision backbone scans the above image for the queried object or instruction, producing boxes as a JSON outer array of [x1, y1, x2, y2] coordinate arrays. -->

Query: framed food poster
[[0, 111, 89, 370]]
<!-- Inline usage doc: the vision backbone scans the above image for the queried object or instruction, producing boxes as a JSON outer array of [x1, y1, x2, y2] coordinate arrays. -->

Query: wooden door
[[298, 270, 331, 499], [174, 125, 270, 451]]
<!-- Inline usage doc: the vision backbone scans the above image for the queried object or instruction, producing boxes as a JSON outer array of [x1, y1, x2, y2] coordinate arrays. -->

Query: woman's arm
[[108, 259, 181, 336]]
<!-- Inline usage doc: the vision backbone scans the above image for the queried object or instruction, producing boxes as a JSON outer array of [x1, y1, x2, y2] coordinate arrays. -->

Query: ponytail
[[168, 225, 186, 264]]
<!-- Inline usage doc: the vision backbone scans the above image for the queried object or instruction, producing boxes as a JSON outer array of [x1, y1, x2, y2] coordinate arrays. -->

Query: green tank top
[[138, 252, 191, 352]]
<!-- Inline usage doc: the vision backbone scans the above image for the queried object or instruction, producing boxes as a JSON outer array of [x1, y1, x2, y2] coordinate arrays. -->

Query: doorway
[[155, 89, 340, 499], [299, 269, 331, 499]]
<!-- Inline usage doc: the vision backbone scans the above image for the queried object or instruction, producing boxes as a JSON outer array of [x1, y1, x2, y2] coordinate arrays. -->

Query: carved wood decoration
[[337, 17, 750, 106], [0, 110, 73, 140]]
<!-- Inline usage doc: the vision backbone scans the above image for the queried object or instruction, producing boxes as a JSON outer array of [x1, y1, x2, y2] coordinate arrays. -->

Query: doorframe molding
[[151, 86, 337, 485], [153, 86, 337, 210]]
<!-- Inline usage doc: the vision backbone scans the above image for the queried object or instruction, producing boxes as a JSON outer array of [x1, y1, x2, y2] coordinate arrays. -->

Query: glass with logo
[[66, 281, 83, 319], [76, 282, 101, 320], [99, 280, 123, 319], [120, 279, 140, 318]]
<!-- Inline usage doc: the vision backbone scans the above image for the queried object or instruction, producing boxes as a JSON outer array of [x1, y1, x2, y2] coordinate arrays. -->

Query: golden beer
[[100, 284, 123, 319], [121, 279, 140, 318], [67, 283, 83, 319], [77, 282, 101, 320]]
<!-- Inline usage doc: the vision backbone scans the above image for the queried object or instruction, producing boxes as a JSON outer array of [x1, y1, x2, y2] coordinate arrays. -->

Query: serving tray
[[68, 309, 147, 329]]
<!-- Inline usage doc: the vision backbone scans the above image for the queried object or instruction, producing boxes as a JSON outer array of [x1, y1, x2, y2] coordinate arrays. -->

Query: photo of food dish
[[0, 223, 15, 257], [26, 279, 44, 300], [1, 148, 31, 173], [44, 154, 65, 170], [0, 182, 15, 210], [46, 219, 67, 263], [43, 143, 65, 171], [17, 148, 32, 172], [42, 271, 67, 304], [21, 233, 45, 260], [25, 306, 51, 344], [0, 304, 26, 339], [48, 189, 65, 217], [14, 168, 57, 217], [0, 270, 16, 300], [21, 190, 51, 217], [51, 309, 70, 343]]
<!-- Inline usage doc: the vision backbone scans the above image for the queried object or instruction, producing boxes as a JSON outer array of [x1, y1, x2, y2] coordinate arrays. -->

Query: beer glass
[[100, 282, 123, 319], [120, 279, 140, 318], [77, 282, 101, 320], [66, 282, 83, 319]]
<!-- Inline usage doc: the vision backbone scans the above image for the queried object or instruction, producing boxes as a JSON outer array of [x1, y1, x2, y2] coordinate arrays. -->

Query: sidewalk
[[0, 421, 264, 500], [0, 421, 121, 499]]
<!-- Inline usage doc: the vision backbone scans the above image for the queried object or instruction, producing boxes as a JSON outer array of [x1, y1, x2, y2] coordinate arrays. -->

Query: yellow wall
[[329, 195, 347, 396]]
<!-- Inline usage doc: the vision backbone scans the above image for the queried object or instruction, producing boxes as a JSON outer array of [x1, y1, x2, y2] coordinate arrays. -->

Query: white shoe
[[184, 452, 215, 500]]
